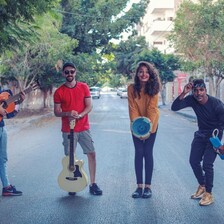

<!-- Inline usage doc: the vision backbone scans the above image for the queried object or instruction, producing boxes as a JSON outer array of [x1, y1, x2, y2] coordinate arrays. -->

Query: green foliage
[[0, 0, 58, 53], [135, 48, 180, 84], [110, 36, 148, 77], [169, 0, 224, 75], [60, 0, 149, 54], [0, 0, 151, 97], [109, 74, 122, 87], [69, 52, 109, 87], [0, 12, 78, 90]]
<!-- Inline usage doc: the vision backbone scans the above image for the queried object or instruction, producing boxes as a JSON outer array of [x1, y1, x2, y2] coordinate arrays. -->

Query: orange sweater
[[127, 84, 160, 133]]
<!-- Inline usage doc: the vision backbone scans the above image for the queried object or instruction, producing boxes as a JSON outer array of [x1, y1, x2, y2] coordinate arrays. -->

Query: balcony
[[149, 20, 173, 35], [149, 0, 174, 14]]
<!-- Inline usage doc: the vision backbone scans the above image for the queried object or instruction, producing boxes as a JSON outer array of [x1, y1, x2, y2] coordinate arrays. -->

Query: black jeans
[[132, 131, 157, 185], [189, 130, 222, 193]]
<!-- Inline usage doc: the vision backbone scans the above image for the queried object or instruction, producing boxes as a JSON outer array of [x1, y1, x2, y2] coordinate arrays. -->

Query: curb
[[159, 104, 197, 122]]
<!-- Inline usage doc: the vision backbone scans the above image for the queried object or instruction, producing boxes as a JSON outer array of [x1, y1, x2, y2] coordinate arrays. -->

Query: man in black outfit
[[171, 79, 224, 206]]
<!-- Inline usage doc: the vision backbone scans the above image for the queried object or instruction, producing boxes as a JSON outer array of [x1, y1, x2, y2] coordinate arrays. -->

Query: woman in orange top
[[128, 61, 161, 199]]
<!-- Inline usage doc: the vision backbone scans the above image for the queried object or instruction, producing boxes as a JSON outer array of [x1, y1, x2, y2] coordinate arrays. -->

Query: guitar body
[[0, 92, 15, 113], [58, 156, 88, 192], [58, 120, 88, 193], [0, 80, 39, 121]]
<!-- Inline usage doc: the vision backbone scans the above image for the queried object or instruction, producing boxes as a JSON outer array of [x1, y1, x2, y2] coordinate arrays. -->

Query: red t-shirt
[[53, 82, 91, 132]]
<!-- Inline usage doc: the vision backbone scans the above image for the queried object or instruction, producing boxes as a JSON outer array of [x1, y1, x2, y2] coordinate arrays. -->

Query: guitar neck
[[6, 86, 32, 105], [69, 129, 75, 167]]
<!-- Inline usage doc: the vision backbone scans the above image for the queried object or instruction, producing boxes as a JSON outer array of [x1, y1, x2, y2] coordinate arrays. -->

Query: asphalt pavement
[[5, 103, 197, 135], [2, 95, 223, 224]]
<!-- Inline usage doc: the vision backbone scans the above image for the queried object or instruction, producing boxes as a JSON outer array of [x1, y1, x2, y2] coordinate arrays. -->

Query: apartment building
[[137, 0, 184, 54]]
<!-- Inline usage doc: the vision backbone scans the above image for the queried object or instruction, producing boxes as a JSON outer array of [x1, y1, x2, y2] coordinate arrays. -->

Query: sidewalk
[[159, 103, 197, 122], [4, 109, 54, 135]]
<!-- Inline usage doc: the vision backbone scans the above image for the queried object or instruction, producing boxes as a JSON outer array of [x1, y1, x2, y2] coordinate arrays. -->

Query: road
[[1, 92, 224, 224]]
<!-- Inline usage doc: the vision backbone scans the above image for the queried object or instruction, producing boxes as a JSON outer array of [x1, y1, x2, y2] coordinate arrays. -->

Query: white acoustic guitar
[[58, 120, 88, 193]]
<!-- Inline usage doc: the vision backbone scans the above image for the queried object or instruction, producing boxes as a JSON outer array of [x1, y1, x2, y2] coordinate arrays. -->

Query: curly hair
[[133, 61, 161, 98]]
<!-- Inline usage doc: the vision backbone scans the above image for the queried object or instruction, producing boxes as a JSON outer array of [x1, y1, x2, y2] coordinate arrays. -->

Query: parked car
[[90, 87, 101, 99], [120, 89, 128, 98], [117, 87, 126, 96]]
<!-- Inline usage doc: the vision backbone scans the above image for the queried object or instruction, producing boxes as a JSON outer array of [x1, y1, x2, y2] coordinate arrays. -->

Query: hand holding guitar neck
[[0, 104, 6, 117], [16, 91, 26, 104], [67, 110, 82, 120], [0, 81, 39, 121]]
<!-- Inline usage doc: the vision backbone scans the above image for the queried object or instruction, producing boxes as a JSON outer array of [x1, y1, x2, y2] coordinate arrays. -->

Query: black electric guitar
[[0, 80, 39, 121], [58, 120, 88, 193]]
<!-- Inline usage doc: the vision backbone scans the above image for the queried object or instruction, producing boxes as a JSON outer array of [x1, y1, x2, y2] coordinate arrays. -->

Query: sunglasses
[[64, 70, 75, 75], [193, 83, 206, 88]]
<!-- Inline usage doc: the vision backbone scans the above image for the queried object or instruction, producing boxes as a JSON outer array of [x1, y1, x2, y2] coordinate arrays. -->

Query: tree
[[60, 0, 149, 54], [111, 36, 148, 77], [169, 0, 224, 96], [0, 0, 58, 53], [0, 12, 78, 108], [136, 48, 180, 105]]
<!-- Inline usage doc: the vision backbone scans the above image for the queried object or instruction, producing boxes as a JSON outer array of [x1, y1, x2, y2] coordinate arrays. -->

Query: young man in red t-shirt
[[54, 62, 102, 196]]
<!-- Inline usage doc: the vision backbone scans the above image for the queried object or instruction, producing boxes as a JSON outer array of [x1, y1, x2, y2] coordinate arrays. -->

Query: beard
[[66, 76, 74, 82]]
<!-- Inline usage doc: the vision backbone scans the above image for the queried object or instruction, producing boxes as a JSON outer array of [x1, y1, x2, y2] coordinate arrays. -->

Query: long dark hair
[[133, 61, 161, 98]]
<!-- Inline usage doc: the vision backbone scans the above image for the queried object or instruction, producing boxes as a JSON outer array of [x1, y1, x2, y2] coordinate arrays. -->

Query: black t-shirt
[[171, 95, 224, 131]]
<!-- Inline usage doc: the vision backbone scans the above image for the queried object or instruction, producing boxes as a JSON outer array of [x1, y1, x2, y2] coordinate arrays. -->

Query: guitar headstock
[[69, 120, 76, 129], [30, 80, 40, 91]]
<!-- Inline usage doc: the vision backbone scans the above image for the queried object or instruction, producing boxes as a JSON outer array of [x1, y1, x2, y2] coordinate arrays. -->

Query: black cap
[[62, 62, 76, 71]]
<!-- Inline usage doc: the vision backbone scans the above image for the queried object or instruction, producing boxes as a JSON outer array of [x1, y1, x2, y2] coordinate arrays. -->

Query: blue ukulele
[[209, 129, 224, 160]]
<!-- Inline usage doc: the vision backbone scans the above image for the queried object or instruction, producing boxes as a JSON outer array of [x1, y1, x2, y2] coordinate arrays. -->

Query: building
[[137, 0, 180, 54], [137, 0, 204, 103], [137, 0, 199, 54]]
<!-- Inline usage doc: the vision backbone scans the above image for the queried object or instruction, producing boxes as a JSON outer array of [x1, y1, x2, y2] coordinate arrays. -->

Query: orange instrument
[[0, 81, 39, 120]]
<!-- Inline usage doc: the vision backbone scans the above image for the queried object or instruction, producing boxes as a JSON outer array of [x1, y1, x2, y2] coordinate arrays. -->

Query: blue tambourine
[[131, 117, 152, 140], [209, 129, 224, 160]]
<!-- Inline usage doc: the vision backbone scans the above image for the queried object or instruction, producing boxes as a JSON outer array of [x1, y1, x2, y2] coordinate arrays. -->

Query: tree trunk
[[161, 83, 166, 105], [208, 75, 215, 96]]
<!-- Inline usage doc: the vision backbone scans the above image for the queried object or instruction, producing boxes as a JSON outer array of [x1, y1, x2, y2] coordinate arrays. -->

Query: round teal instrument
[[131, 117, 152, 139]]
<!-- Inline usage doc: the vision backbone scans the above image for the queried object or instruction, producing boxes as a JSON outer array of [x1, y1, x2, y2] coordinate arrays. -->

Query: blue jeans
[[132, 131, 157, 185], [0, 127, 10, 187]]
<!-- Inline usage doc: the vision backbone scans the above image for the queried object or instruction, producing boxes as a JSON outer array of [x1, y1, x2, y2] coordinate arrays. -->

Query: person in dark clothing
[[171, 79, 224, 206]]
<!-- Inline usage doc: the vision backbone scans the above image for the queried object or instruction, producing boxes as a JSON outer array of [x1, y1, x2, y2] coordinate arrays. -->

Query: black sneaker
[[68, 192, 76, 196], [132, 187, 143, 198], [2, 185, 22, 196], [89, 183, 102, 195], [142, 187, 152, 198]]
